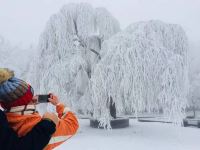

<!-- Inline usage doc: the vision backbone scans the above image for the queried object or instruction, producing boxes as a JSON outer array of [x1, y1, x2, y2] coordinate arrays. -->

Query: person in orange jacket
[[0, 68, 79, 150]]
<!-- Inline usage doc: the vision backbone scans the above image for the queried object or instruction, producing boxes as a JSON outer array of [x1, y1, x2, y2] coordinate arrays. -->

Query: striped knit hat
[[0, 68, 34, 110]]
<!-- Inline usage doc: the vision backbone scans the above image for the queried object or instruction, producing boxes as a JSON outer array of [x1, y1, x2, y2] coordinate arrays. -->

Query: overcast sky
[[0, 0, 200, 57]]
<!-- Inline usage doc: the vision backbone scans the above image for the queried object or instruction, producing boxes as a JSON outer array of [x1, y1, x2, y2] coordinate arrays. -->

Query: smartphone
[[38, 94, 50, 103]]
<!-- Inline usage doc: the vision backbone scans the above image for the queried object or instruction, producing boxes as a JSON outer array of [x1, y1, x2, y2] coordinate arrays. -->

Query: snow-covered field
[[55, 119, 200, 150]]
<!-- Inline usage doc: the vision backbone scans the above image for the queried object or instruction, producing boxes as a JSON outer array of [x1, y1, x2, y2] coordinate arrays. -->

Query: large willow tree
[[27, 3, 120, 111], [87, 21, 188, 127]]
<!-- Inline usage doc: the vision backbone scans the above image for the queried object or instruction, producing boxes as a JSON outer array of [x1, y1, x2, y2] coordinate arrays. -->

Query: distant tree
[[188, 71, 200, 117], [0, 35, 30, 78]]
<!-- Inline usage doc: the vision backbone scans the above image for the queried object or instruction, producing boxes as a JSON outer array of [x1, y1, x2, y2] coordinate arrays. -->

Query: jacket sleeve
[[0, 110, 56, 150], [46, 103, 79, 149], [0, 109, 17, 150], [56, 103, 79, 135]]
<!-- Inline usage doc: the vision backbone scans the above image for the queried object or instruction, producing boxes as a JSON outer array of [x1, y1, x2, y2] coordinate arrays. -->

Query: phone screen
[[38, 95, 50, 103]]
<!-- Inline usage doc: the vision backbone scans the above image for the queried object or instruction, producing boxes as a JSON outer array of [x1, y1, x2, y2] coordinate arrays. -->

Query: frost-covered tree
[[87, 20, 188, 127], [187, 49, 200, 117], [0, 36, 11, 66], [28, 3, 120, 111], [188, 71, 200, 116], [0, 35, 31, 78]]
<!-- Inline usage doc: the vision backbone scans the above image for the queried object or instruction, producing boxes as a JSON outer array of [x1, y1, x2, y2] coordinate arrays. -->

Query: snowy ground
[[55, 119, 200, 150]]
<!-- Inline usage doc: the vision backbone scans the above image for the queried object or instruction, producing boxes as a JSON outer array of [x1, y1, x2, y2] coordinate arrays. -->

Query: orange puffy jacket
[[6, 103, 79, 150]]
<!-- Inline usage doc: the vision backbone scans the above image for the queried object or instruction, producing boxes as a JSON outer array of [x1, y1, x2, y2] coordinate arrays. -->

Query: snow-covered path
[[55, 119, 200, 150]]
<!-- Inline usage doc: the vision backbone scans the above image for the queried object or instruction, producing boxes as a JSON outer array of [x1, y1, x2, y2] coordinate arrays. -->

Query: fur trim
[[0, 68, 14, 84]]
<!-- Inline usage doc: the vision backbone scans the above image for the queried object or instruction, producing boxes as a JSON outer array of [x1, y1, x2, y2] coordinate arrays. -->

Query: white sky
[[0, 0, 200, 55]]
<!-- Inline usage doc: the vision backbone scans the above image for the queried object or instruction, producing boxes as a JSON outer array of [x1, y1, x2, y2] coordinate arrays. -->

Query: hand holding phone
[[48, 93, 59, 106]]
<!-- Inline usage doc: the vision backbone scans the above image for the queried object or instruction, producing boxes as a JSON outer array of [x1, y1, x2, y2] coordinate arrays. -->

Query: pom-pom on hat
[[0, 68, 34, 110]]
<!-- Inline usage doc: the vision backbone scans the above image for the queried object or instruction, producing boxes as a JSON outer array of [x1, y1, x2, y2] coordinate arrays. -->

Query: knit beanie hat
[[0, 68, 34, 110]]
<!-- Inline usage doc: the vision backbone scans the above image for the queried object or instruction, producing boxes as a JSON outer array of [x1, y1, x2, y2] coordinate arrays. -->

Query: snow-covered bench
[[183, 118, 200, 128]]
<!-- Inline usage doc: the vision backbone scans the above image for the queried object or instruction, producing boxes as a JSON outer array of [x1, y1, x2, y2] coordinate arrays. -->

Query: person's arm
[[45, 94, 79, 150], [0, 109, 17, 150], [48, 94, 79, 135], [0, 110, 56, 150], [16, 119, 56, 150]]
